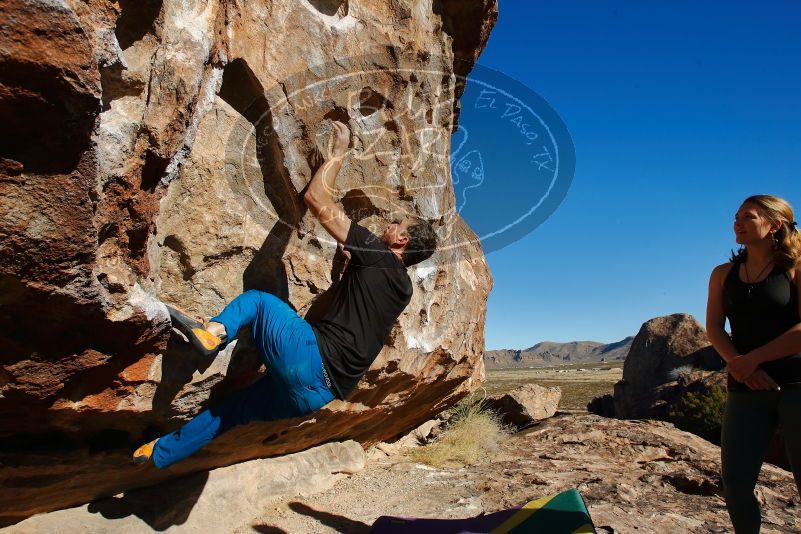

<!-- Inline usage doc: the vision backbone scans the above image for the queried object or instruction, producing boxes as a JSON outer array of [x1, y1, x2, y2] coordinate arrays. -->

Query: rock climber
[[132, 121, 438, 467]]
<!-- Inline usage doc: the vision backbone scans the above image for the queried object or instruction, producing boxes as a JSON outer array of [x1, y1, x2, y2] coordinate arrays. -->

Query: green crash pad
[[370, 487, 597, 533]]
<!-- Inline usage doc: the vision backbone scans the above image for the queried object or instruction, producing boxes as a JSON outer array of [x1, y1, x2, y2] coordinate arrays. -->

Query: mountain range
[[483, 337, 634, 369]]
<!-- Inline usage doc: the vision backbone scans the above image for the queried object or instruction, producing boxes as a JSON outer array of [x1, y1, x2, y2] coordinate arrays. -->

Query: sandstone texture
[[485, 383, 561, 428], [0, 0, 497, 524]]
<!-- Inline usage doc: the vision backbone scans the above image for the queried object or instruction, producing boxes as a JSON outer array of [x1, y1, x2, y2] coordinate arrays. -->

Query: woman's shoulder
[[710, 261, 737, 288], [711, 261, 736, 278]]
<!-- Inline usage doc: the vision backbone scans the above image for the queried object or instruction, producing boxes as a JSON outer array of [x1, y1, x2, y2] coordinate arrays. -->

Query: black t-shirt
[[311, 222, 413, 399]]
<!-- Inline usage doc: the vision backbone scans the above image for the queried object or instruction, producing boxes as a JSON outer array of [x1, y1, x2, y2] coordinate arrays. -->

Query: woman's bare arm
[[706, 263, 740, 362]]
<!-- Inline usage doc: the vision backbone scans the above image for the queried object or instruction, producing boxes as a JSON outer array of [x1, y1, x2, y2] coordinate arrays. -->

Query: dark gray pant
[[721, 387, 801, 533]]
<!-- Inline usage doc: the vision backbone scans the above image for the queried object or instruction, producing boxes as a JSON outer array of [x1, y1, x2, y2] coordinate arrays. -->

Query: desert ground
[[485, 362, 624, 411]]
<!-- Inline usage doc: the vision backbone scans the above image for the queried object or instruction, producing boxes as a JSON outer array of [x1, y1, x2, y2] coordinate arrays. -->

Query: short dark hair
[[402, 218, 437, 267]]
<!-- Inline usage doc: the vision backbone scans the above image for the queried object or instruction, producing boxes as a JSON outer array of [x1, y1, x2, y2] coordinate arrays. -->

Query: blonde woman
[[706, 194, 801, 533]]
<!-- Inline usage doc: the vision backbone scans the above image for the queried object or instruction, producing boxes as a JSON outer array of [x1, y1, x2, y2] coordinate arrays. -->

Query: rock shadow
[[152, 57, 302, 417], [87, 470, 209, 531], [303, 243, 350, 324], [251, 526, 289, 534], [218, 58, 300, 298], [287, 502, 371, 533], [153, 333, 263, 417]]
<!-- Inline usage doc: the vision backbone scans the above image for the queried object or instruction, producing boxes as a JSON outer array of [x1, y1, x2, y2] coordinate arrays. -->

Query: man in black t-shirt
[[304, 121, 438, 399], [311, 219, 414, 398], [133, 121, 437, 468]]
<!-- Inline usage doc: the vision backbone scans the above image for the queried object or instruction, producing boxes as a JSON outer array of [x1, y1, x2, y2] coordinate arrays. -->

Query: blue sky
[[459, 1, 801, 349]]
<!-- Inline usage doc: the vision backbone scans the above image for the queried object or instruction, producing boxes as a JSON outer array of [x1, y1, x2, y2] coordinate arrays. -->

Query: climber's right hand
[[331, 121, 351, 158]]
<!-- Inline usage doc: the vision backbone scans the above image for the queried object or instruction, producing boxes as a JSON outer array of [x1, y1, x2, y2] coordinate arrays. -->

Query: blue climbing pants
[[153, 290, 334, 468]]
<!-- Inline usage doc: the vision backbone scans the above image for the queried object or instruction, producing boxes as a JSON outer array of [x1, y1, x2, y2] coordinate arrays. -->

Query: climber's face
[[384, 218, 413, 248]]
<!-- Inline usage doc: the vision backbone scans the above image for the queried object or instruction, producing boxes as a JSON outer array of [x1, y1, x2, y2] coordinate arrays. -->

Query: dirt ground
[[238, 415, 800, 534]]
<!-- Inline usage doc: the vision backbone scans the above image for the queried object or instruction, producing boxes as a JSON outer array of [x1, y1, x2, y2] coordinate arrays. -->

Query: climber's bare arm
[[304, 177, 351, 244], [304, 121, 351, 244]]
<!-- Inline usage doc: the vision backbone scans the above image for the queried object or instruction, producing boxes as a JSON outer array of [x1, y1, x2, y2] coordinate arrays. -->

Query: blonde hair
[[739, 194, 801, 269]]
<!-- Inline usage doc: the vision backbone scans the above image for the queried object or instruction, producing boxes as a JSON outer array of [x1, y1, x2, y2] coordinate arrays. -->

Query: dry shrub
[[410, 395, 509, 467], [667, 385, 726, 445], [668, 364, 695, 383]]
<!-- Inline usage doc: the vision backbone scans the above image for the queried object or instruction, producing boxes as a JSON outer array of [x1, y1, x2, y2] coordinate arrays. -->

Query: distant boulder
[[589, 314, 724, 419], [485, 384, 561, 428]]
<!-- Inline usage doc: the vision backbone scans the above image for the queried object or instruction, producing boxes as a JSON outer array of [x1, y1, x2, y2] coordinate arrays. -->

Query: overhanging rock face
[[0, 0, 497, 524]]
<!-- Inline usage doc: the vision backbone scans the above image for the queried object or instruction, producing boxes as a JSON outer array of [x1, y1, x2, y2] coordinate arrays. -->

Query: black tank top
[[723, 257, 801, 390]]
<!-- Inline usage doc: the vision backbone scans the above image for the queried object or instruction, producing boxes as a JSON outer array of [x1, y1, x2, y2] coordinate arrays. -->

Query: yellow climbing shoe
[[132, 439, 157, 465], [192, 327, 222, 351], [165, 304, 227, 357]]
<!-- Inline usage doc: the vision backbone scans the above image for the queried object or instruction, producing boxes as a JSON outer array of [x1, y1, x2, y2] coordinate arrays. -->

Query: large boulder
[[590, 314, 723, 419], [0, 0, 497, 525]]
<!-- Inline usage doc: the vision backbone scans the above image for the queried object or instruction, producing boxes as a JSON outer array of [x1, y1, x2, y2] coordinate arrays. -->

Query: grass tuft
[[410, 394, 509, 467]]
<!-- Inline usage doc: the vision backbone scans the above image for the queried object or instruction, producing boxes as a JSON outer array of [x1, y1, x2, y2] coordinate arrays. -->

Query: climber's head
[[384, 217, 437, 267]]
